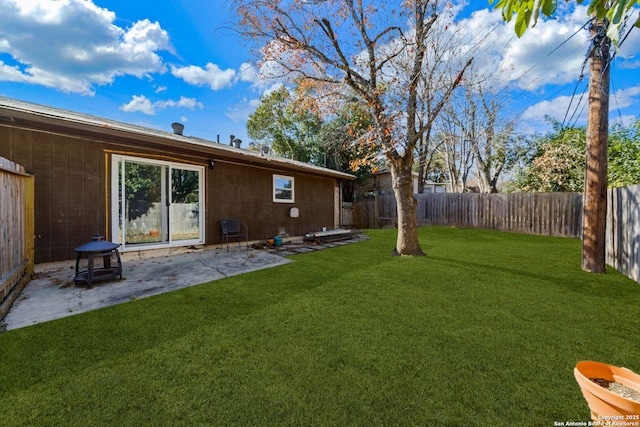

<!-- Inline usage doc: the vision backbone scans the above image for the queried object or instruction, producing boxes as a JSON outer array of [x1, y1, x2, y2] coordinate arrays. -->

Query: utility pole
[[582, 18, 610, 273]]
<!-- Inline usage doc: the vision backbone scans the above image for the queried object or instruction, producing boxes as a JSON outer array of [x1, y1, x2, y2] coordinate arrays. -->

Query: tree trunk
[[582, 21, 610, 274], [389, 157, 425, 256], [417, 157, 425, 194]]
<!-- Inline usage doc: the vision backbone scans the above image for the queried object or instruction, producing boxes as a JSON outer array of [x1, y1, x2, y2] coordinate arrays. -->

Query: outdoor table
[[74, 236, 122, 287]]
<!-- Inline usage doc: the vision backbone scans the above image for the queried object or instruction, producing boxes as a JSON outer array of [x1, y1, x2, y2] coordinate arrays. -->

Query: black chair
[[220, 219, 249, 252]]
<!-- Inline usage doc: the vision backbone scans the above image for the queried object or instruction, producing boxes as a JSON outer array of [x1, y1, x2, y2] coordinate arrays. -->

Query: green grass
[[1, 226, 639, 426]]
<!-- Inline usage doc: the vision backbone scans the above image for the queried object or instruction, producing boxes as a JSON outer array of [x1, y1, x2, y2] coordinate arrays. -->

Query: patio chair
[[220, 219, 249, 252]]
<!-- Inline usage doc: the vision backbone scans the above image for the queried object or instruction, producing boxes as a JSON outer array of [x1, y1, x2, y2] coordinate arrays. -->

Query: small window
[[273, 175, 294, 203]]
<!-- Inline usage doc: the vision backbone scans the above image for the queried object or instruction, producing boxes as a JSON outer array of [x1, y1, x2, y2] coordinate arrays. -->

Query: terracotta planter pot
[[574, 361, 640, 420]]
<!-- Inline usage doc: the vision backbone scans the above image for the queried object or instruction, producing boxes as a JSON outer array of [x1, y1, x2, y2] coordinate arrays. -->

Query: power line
[[608, 8, 639, 65], [561, 56, 590, 127], [502, 18, 593, 94], [482, 17, 593, 122], [562, 9, 638, 128]]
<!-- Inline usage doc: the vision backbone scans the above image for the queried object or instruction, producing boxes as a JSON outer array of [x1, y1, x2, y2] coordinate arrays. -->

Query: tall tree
[[233, 0, 471, 255], [609, 119, 640, 187], [505, 120, 640, 193], [318, 101, 379, 174], [435, 113, 474, 193], [247, 86, 323, 163], [442, 80, 519, 193], [492, 0, 638, 272], [403, 9, 472, 195], [507, 124, 587, 193]]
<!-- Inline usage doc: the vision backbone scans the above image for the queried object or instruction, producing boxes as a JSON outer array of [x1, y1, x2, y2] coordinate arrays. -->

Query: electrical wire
[[611, 7, 639, 60], [610, 70, 626, 125], [485, 17, 594, 118], [505, 18, 593, 91], [561, 57, 590, 127]]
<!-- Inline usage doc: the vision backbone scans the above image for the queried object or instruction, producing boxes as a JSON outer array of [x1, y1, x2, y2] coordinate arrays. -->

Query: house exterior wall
[[0, 122, 339, 264], [208, 160, 335, 243], [0, 126, 105, 264]]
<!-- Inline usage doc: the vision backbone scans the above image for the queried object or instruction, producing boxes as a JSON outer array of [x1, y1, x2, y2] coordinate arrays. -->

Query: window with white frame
[[111, 154, 205, 250], [273, 174, 294, 203]]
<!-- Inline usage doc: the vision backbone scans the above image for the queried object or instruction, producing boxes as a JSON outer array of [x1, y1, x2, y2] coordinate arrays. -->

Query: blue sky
[[0, 0, 638, 146]]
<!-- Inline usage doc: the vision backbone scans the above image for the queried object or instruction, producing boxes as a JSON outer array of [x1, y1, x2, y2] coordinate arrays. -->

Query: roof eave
[[0, 97, 355, 181]]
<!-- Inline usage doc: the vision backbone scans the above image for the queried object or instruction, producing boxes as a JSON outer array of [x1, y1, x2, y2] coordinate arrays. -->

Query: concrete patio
[[1, 234, 368, 331]]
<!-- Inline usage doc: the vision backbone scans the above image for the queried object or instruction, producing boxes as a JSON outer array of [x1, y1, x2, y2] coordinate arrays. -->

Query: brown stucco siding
[[0, 127, 106, 263], [208, 160, 335, 243], [1, 123, 341, 263]]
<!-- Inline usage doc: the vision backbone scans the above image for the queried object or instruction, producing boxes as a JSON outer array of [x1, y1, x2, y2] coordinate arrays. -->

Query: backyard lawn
[[1, 226, 639, 426]]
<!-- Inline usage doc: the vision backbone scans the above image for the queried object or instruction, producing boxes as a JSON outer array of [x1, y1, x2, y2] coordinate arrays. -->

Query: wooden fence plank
[[0, 156, 34, 320], [355, 189, 637, 284], [356, 192, 583, 238], [607, 185, 640, 283]]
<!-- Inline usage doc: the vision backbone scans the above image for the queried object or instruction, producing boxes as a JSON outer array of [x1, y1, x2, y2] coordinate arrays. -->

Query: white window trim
[[273, 174, 295, 203]]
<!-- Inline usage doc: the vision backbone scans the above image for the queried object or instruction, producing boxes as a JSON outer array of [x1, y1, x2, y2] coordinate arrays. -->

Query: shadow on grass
[[1, 226, 639, 425], [0, 239, 371, 396]]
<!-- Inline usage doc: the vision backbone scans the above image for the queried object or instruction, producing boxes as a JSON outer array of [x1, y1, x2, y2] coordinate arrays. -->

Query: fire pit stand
[[74, 235, 122, 287]]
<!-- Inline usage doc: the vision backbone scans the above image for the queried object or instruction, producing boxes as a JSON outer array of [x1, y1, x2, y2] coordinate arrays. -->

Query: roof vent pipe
[[171, 122, 184, 135], [230, 134, 242, 148]]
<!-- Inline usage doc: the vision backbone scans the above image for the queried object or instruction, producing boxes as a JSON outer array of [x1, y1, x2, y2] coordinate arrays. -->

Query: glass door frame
[[111, 154, 205, 251]]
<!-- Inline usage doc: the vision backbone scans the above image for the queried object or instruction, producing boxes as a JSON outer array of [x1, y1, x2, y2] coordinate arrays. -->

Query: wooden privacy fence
[[355, 192, 583, 238], [341, 202, 355, 228], [419, 193, 584, 237], [607, 184, 640, 283], [0, 157, 34, 320], [355, 189, 640, 285]]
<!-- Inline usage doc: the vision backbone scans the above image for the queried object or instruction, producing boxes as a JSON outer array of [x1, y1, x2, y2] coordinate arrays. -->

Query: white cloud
[[170, 63, 236, 90], [262, 82, 286, 96], [226, 97, 261, 124], [611, 114, 637, 127], [610, 84, 640, 110], [120, 95, 155, 115], [452, 5, 591, 92], [616, 8, 640, 65], [179, 97, 205, 109], [237, 62, 258, 83], [618, 59, 640, 69], [156, 96, 204, 110], [120, 95, 203, 115], [519, 84, 640, 127], [520, 95, 577, 124], [0, 0, 172, 94]]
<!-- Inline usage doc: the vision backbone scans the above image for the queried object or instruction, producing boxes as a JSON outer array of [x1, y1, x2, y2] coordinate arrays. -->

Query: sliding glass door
[[170, 167, 201, 242], [112, 155, 204, 250]]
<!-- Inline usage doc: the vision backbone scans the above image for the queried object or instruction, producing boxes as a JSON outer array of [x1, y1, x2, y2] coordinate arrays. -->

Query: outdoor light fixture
[[208, 159, 215, 169]]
